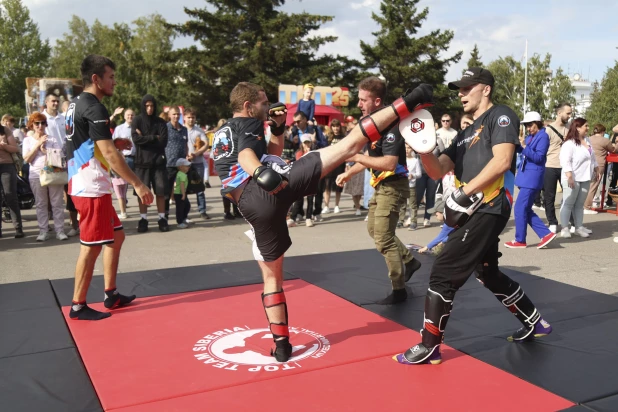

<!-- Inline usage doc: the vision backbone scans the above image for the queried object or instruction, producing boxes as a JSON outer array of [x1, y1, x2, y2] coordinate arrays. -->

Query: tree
[[586, 62, 618, 129], [465, 44, 483, 70], [49, 14, 181, 115], [546, 67, 575, 119], [360, 0, 462, 116], [170, 0, 353, 124], [486, 56, 524, 114], [0, 0, 50, 117]]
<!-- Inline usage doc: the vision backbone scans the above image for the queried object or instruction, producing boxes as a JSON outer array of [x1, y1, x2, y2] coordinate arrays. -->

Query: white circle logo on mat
[[192, 326, 330, 372]]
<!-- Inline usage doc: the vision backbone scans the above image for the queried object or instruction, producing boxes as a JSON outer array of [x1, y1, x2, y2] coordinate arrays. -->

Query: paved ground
[[1, 177, 617, 295]]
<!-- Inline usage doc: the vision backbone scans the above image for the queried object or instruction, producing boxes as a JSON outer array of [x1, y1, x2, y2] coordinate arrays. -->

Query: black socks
[[69, 301, 111, 321], [377, 288, 408, 305], [104, 288, 136, 309]]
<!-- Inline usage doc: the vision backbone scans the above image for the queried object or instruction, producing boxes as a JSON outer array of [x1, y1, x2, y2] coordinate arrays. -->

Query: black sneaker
[[376, 289, 407, 305], [404, 259, 422, 282], [271, 338, 293, 362], [158, 218, 169, 232], [14, 229, 25, 239], [224, 212, 235, 220], [200, 212, 211, 220], [205, 182, 212, 188], [137, 218, 148, 233], [396, 222, 404, 229]]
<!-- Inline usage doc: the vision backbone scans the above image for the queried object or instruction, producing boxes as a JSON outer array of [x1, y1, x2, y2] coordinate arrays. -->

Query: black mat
[[286, 249, 618, 406], [584, 394, 618, 412], [0, 348, 102, 412], [51, 260, 297, 306], [0, 279, 58, 312]]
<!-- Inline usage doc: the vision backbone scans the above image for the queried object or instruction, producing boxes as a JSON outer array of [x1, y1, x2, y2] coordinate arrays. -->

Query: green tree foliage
[[360, 0, 462, 116], [465, 44, 483, 70], [0, 0, 50, 117], [586, 62, 618, 130], [487, 53, 573, 119], [49, 14, 180, 116], [170, 0, 357, 124]]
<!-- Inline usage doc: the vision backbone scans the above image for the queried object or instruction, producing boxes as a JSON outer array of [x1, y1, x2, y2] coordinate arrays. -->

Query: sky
[[23, 0, 618, 84]]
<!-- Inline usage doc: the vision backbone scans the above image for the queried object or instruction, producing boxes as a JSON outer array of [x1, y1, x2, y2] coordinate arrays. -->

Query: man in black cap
[[393, 67, 553, 365]]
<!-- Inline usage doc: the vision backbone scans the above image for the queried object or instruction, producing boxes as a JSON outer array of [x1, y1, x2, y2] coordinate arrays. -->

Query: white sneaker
[[364, 215, 369, 222], [532, 205, 541, 210], [355, 209, 361, 216], [560, 228, 571, 238], [580, 226, 593, 234], [313, 215, 323, 222], [321, 206, 330, 214], [118, 213, 127, 220], [305, 218, 314, 227], [36, 231, 50, 242], [570, 226, 576, 234], [286, 218, 297, 227], [584, 209, 598, 215], [423, 219, 431, 227], [56, 232, 68, 241], [574, 227, 590, 238], [185, 218, 193, 224], [67, 228, 80, 237], [177, 223, 188, 229], [549, 225, 557, 234], [614, 236, 618, 243], [334, 206, 341, 214], [403, 218, 411, 228]]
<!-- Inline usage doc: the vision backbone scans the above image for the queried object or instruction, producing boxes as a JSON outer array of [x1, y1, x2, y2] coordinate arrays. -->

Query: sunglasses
[[442, 119, 451, 123], [33, 121, 47, 126]]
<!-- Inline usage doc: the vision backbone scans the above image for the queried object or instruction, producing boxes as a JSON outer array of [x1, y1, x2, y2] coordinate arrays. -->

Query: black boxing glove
[[444, 187, 484, 228], [402, 84, 434, 113], [269, 102, 287, 136], [253, 165, 288, 194]]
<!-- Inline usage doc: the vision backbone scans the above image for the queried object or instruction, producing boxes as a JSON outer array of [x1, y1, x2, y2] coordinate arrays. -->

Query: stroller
[[1, 174, 35, 223]]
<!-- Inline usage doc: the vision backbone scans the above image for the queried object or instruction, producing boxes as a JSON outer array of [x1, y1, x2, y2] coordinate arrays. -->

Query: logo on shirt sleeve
[[212, 126, 234, 161], [65, 103, 76, 140], [498, 115, 511, 128], [385, 133, 396, 143]]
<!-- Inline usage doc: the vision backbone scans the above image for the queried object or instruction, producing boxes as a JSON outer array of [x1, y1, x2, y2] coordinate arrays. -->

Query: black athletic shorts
[[238, 152, 323, 261], [63, 185, 76, 212], [134, 167, 170, 197]]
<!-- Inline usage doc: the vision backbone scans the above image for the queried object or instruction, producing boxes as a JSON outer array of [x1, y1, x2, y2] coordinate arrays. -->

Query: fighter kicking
[[394, 68, 553, 365], [213, 82, 433, 362]]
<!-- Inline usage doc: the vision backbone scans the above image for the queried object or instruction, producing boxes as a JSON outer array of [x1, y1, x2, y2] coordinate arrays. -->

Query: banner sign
[[278, 84, 349, 107]]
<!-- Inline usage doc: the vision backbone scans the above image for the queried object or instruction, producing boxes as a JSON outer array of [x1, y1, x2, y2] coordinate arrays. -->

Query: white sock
[[159, 213, 166, 220], [140, 214, 147, 220]]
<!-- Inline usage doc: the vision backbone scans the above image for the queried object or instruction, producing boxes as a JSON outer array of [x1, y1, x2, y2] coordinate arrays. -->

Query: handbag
[[40, 153, 68, 186]]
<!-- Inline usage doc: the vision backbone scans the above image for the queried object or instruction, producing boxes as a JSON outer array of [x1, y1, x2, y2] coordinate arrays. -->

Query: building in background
[[571, 73, 592, 115]]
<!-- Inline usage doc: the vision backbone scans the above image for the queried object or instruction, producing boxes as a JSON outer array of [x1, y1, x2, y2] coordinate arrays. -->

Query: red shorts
[[71, 194, 122, 246]]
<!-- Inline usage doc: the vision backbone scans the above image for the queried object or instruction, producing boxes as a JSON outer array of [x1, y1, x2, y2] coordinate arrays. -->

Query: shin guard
[[396, 288, 453, 365], [261, 290, 292, 362]]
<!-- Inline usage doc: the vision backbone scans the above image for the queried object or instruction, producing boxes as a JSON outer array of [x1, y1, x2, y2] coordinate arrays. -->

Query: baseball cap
[[300, 134, 312, 144], [521, 111, 542, 124], [448, 67, 495, 90], [176, 158, 191, 167]]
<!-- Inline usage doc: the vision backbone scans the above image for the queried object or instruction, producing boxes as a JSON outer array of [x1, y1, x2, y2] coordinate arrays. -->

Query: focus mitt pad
[[444, 187, 484, 228], [253, 165, 288, 194], [269, 102, 287, 136], [399, 109, 437, 154]]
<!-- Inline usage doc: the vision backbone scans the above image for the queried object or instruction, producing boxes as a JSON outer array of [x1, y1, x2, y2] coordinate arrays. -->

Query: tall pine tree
[[0, 0, 50, 117], [466, 44, 483, 69], [169, 0, 350, 124], [360, 0, 462, 115]]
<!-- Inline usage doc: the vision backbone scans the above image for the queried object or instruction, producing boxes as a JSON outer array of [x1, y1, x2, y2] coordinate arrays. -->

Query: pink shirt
[[22, 134, 64, 178]]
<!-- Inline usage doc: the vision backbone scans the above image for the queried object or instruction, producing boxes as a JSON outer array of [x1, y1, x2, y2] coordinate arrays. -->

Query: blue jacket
[[515, 128, 549, 190]]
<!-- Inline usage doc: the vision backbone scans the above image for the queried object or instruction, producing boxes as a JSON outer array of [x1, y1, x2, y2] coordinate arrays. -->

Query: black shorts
[[134, 167, 169, 197], [238, 152, 323, 261], [63, 185, 76, 212]]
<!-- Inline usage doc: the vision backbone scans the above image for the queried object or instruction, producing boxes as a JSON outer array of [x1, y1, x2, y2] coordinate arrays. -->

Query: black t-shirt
[[65, 92, 113, 197], [367, 126, 408, 186], [213, 117, 267, 195], [442, 104, 520, 217]]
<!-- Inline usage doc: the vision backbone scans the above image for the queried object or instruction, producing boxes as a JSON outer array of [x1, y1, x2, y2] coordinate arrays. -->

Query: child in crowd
[[298, 83, 315, 126], [174, 158, 192, 229], [401, 145, 422, 230], [418, 170, 456, 254]]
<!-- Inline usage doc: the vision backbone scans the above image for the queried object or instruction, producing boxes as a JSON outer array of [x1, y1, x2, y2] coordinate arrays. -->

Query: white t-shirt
[[112, 122, 135, 156], [44, 111, 66, 143], [22, 134, 64, 178], [406, 156, 422, 187], [436, 127, 457, 148]]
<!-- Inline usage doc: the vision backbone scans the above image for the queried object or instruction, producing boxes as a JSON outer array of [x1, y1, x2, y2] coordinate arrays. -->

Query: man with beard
[[394, 68, 552, 365], [132, 95, 169, 232], [214, 82, 433, 362]]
